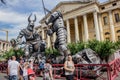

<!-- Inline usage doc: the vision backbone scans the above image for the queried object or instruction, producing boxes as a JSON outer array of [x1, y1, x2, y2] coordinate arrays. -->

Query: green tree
[[114, 40, 120, 49], [2, 48, 24, 59], [41, 40, 120, 62], [67, 42, 86, 55], [45, 48, 60, 56]]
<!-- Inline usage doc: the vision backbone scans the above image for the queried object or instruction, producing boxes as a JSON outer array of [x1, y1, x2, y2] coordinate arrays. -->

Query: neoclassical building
[[38, 0, 120, 47], [0, 39, 10, 54]]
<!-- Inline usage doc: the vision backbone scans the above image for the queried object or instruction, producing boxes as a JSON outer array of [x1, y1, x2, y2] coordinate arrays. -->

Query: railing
[[108, 58, 120, 80], [0, 63, 7, 73], [52, 58, 120, 80], [33, 64, 40, 76], [52, 64, 110, 80], [0, 58, 120, 80]]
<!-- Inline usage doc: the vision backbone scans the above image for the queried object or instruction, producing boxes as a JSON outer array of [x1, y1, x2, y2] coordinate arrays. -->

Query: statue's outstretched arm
[[46, 28, 54, 36], [16, 30, 24, 44]]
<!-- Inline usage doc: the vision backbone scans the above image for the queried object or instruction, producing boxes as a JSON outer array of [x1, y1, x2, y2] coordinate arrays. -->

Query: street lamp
[[0, 29, 9, 41]]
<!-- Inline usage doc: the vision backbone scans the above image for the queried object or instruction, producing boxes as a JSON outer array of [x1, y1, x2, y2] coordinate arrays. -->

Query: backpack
[[39, 62, 44, 69]]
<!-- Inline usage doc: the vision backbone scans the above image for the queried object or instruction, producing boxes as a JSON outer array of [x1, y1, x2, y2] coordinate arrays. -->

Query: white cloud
[[6, 0, 20, 6], [0, 9, 27, 24], [0, 0, 108, 41], [0, 8, 44, 41]]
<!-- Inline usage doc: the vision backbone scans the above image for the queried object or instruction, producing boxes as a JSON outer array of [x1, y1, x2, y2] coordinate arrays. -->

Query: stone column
[[0, 42, 1, 51], [4, 44, 7, 51], [51, 33, 56, 48], [6, 44, 8, 51], [66, 19, 71, 43], [74, 17, 80, 42], [8, 44, 10, 50], [1, 42, 3, 51], [53, 33, 56, 42], [83, 14, 89, 42], [93, 11, 100, 41], [98, 14, 104, 41], [42, 29, 45, 40], [47, 35, 51, 47], [109, 10, 116, 41]]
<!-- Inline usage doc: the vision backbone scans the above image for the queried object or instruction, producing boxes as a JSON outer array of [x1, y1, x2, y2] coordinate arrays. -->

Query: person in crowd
[[64, 55, 75, 80], [7, 56, 20, 80], [39, 59, 44, 76], [29, 60, 33, 70], [7, 57, 12, 79], [27, 65, 36, 80], [8, 57, 12, 64], [23, 62, 29, 80], [19, 59, 24, 80], [43, 59, 53, 80], [19, 56, 25, 63]]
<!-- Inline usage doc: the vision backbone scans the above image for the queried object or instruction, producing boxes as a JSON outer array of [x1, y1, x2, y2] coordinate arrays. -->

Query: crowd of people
[[7, 55, 55, 80], [7, 56, 36, 80], [7, 54, 75, 80]]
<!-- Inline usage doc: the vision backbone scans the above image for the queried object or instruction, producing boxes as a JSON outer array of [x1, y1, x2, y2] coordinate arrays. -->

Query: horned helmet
[[27, 13, 36, 31]]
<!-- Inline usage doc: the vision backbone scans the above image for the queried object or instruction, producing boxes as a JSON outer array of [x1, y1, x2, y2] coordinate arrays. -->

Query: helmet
[[27, 14, 36, 31]]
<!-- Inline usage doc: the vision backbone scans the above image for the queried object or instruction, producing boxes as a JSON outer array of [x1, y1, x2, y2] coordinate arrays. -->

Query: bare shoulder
[[64, 61, 67, 64], [64, 61, 67, 65]]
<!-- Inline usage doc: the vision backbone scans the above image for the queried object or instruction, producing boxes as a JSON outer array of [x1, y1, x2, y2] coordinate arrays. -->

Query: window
[[105, 32, 110, 35], [112, 3, 117, 6], [106, 37, 110, 41], [115, 13, 120, 23], [117, 30, 120, 33], [118, 36, 120, 40], [103, 16, 108, 25], [101, 7, 105, 10], [94, 34, 96, 37]]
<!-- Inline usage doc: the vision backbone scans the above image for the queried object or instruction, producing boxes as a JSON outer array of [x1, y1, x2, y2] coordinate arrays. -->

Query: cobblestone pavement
[[1, 72, 120, 80], [0, 73, 63, 80], [0, 73, 43, 80]]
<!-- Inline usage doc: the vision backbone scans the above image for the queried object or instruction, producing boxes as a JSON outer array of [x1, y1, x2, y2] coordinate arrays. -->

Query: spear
[[1, 0, 6, 4], [41, 0, 54, 51], [42, 0, 46, 17]]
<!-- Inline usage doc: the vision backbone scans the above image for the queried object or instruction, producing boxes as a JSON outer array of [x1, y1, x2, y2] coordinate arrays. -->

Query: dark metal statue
[[72, 48, 101, 64], [72, 48, 102, 78], [41, 0, 102, 78], [11, 14, 46, 59], [45, 11, 69, 58]]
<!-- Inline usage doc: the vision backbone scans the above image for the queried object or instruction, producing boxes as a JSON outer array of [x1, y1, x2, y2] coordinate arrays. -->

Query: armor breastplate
[[53, 17, 64, 32], [24, 29, 36, 41]]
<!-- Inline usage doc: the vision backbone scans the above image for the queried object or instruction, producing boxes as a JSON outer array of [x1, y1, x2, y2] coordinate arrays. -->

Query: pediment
[[52, 1, 92, 14]]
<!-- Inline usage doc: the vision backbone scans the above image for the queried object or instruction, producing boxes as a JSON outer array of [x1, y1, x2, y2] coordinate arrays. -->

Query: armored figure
[[16, 14, 46, 57], [45, 11, 69, 57], [72, 49, 102, 78]]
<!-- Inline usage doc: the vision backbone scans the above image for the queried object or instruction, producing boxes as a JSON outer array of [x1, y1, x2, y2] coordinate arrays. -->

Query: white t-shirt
[[23, 67, 28, 76], [8, 59, 11, 64], [8, 60, 20, 76]]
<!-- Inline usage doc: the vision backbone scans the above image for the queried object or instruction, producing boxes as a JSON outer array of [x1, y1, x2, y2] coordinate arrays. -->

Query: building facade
[[39, 0, 120, 47], [0, 39, 10, 54]]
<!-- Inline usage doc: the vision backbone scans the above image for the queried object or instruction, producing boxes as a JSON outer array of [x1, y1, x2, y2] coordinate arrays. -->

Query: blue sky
[[0, 0, 107, 41]]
